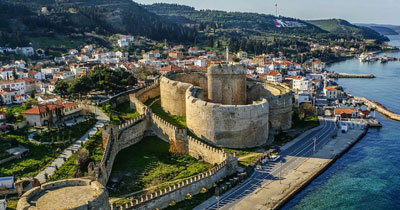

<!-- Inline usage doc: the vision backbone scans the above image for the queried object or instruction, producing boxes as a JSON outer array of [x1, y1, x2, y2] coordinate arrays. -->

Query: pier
[[330, 73, 375, 78]]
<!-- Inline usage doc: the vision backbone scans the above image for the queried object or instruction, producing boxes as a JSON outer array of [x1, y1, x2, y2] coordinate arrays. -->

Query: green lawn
[[99, 101, 140, 125], [48, 131, 104, 181], [107, 136, 212, 197], [33, 118, 97, 143], [149, 100, 186, 129]]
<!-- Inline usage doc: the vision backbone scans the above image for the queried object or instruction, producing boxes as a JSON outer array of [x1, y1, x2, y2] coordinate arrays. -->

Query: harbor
[[283, 35, 400, 210]]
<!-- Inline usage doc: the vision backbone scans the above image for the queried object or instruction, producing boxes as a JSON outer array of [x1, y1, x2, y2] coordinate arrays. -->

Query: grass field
[[149, 100, 186, 129], [100, 101, 140, 125], [107, 136, 212, 197]]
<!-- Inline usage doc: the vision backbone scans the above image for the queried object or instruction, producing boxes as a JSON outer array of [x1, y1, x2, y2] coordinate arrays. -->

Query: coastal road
[[197, 118, 338, 210]]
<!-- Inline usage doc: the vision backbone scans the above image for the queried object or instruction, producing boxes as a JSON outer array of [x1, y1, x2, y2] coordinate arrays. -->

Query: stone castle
[[16, 64, 292, 210], [160, 64, 293, 148]]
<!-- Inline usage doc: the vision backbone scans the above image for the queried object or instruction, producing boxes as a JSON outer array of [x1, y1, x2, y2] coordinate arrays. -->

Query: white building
[[41, 67, 60, 76], [117, 35, 134, 47], [0, 80, 26, 93], [293, 78, 312, 91], [324, 86, 339, 99], [194, 59, 206, 67], [256, 66, 270, 74], [266, 71, 282, 83], [297, 92, 313, 105]]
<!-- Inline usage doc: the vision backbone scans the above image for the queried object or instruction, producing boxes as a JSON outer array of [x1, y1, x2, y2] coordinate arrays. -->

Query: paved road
[[198, 119, 338, 210]]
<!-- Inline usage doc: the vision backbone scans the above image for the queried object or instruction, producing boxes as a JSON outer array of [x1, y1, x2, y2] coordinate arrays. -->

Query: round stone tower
[[17, 178, 110, 210], [207, 64, 247, 105]]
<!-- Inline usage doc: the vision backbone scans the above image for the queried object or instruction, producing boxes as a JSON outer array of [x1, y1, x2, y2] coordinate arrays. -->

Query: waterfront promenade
[[196, 118, 338, 210]]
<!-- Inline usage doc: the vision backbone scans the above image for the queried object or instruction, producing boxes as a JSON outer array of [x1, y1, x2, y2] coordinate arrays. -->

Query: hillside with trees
[[0, 0, 197, 47], [307, 19, 389, 42], [142, 3, 325, 38]]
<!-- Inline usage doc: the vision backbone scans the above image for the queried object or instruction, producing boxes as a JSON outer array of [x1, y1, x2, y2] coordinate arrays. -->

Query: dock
[[330, 73, 375, 78]]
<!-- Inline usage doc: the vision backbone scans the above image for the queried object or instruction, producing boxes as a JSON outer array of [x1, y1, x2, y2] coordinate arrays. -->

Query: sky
[[135, 0, 400, 25]]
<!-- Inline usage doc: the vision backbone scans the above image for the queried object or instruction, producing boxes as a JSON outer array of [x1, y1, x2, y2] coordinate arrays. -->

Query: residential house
[[160, 65, 183, 74], [297, 92, 313, 105], [266, 71, 282, 83], [41, 67, 60, 76], [324, 86, 339, 99], [292, 77, 312, 91], [53, 71, 74, 80], [0, 80, 26, 94], [117, 35, 134, 47], [23, 102, 82, 127], [312, 60, 326, 72], [236, 51, 248, 59], [334, 108, 360, 120], [28, 71, 44, 81], [168, 51, 184, 60]]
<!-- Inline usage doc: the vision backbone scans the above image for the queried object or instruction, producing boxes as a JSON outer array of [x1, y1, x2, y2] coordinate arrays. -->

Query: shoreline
[[231, 121, 368, 210], [272, 126, 369, 210]]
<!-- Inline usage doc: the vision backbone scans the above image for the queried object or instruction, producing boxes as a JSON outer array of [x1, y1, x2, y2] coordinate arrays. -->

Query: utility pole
[[279, 159, 282, 184], [313, 136, 317, 154], [226, 46, 229, 63], [275, 2, 278, 17]]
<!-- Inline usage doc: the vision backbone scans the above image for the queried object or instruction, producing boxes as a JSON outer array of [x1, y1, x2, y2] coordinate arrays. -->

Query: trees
[[54, 68, 137, 97]]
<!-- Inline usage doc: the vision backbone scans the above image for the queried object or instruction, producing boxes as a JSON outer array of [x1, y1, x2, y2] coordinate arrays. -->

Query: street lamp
[[313, 136, 317, 154]]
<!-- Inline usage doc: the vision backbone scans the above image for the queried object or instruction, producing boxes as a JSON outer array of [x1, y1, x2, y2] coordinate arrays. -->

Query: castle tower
[[207, 64, 247, 105]]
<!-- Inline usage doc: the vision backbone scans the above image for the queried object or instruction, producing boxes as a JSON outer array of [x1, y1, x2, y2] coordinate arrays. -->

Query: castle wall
[[113, 161, 231, 210], [17, 179, 109, 210], [160, 77, 192, 116], [247, 82, 293, 131], [207, 64, 247, 105], [160, 72, 208, 116], [186, 87, 269, 148], [129, 82, 160, 115], [99, 115, 149, 185]]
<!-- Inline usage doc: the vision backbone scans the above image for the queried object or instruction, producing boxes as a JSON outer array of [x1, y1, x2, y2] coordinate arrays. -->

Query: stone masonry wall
[[112, 161, 229, 210], [129, 81, 160, 115], [99, 115, 149, 185], [17, 179, 109, 210], [207, 64, 247, 105], [247, 82, 293, 131], [160, 72, 208, 116], [186, 86, 269, 148]]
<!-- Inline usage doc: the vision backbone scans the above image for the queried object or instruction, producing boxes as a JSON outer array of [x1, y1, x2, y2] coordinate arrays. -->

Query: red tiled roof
[[334, 108, 358, 115], [160, 65, 183, 71]]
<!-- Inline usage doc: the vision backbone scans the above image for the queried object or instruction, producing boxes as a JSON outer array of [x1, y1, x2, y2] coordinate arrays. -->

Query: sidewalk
[[34, 106, 109, 184]]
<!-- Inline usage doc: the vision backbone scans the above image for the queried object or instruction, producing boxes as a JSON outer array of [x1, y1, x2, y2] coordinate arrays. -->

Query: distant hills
[[0, 1, 392, 50], [306, 19, 389, 41], [356, 24, 400, 35]]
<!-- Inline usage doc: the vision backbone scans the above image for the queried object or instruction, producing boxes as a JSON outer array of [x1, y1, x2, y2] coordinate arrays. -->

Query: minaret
[[226, 46, 229, 63]]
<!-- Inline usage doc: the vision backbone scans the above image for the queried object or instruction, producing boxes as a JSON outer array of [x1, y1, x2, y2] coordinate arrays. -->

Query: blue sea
[[282, 35, 400, 210]]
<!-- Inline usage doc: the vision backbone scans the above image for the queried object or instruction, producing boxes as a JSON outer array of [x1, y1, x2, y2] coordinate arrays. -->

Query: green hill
[[0, 0, 196, 47], [307, 19, 388, 42], [142, 3, 325, 38]]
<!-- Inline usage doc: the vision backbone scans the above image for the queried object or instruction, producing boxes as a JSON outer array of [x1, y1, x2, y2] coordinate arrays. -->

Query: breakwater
[[354, 96, 400, 121], [330, 73, 375, 78]]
